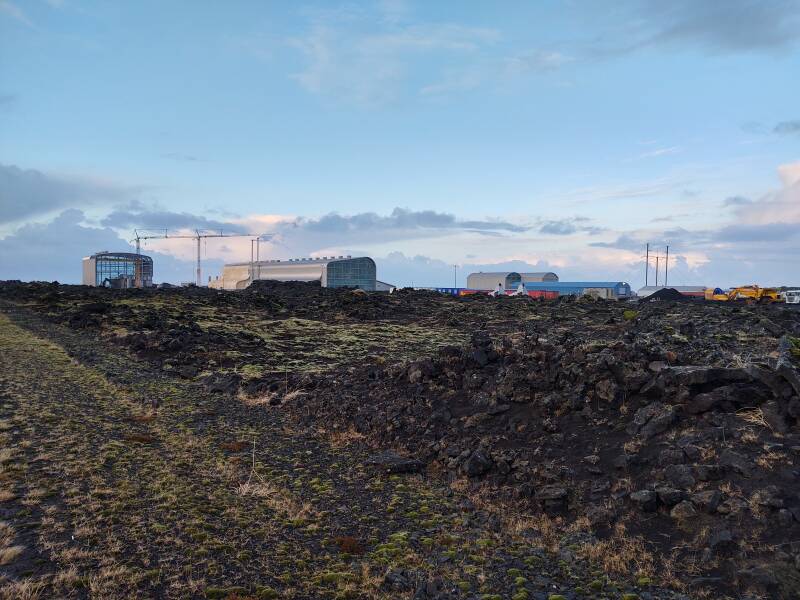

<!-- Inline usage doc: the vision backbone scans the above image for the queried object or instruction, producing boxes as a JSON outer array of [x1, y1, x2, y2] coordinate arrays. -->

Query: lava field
[[1, 280, 799, 600]]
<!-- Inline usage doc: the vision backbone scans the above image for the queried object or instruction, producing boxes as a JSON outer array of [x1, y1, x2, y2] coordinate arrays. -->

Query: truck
[[781, 290, 800, 304], [705, 285, 781, 303]]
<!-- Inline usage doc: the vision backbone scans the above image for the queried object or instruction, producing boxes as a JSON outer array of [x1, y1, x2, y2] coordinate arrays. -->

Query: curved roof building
[[467, 271, 558, 291], [82, 251, 153, 288], [209, 256, 376, 291]]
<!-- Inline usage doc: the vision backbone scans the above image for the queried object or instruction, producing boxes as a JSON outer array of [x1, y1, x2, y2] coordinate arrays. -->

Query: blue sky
[[1, 0, 799, 287]]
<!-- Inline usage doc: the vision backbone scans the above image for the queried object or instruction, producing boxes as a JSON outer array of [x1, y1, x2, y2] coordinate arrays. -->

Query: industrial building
[[522, 281, 632, 299], [466, 271, 558, 291], [209, 256, 377, 291], [82, 252, 153, 288]]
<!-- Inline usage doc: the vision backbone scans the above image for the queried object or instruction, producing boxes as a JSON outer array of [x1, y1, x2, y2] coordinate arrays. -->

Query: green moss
[[316, 571, 353, 585], [623, 310, 638, 321], [622, 595, 639, 600], [512, 591, 529, 600]]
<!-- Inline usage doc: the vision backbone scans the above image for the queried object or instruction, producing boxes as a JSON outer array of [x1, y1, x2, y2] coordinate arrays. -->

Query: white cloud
[[289, 18, 500, 105], [638, 146, 681, 159], [778, 160, 800, 187], [0, 1, 32, 26]]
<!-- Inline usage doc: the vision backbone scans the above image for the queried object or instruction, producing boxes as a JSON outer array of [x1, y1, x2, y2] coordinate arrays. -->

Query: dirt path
[[0, 307, 688, 600]]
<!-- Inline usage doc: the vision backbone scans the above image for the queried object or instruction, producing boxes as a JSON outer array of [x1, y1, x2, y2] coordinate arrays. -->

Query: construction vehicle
[[705, 285, 781, 303]]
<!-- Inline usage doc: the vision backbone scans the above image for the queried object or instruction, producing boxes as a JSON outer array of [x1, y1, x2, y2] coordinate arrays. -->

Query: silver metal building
[[209, 256, 377, 291], [466, 271, 558, 291]]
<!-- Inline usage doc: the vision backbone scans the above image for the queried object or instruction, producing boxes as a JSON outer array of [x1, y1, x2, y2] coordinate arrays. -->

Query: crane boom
[[130, 229, 258, 287]]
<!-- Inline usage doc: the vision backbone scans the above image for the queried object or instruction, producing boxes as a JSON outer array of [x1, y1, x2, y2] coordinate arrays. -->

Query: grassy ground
[[0, 305, 685, 600]]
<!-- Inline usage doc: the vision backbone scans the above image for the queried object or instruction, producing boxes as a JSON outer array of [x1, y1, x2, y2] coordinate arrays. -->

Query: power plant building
[[209, 256, 377, 291], [82, 252, 153, 288], [467, 271, 558, 291]]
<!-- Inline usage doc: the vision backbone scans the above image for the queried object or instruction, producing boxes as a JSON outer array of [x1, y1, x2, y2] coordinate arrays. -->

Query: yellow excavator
[[705, 285, 781, 303]]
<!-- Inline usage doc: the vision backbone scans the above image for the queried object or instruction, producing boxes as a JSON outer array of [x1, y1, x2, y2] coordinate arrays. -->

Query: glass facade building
[[210, 256, 377, 291], [82, 252, 153, 288], [324, 257, 376, 290]]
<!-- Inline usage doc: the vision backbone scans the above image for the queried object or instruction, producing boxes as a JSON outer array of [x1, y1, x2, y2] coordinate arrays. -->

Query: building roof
[[84, 251, 152, 261], [523, 281, 630, 288], [225, 255, 357, 267]]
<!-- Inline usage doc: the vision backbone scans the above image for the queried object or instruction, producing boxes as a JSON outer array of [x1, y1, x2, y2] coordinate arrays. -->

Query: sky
[[1, 0, 799, 288]]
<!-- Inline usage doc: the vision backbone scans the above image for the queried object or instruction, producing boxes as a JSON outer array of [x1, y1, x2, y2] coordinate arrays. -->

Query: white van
[[781, 290, 800, 304]]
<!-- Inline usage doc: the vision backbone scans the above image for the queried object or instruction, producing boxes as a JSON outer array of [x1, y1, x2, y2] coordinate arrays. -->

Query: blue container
[[522, 281, 632, 298]]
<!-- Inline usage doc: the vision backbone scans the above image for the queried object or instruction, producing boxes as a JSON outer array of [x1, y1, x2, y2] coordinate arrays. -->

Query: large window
[[325, 258, 376, 290], [95, 253, 153, 288]]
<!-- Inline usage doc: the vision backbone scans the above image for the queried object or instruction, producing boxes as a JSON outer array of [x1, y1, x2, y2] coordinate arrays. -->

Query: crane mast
[[131, 229, 257, 287]]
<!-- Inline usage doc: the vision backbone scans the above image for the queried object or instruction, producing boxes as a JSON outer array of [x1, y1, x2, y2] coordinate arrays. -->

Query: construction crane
[[131, 229, 257, 287]]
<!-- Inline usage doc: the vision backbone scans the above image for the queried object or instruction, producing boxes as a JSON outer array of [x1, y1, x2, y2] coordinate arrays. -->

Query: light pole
[[453, 264, 458, 288]]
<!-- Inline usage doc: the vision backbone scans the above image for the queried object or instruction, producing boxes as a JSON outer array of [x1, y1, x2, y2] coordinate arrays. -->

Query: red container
[[526, 290, 558, 300]]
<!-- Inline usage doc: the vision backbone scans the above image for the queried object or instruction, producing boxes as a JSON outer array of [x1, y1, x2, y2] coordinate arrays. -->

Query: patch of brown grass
[[221, 441, 248, 452], [0, 490, 16, 503], [0, 578, 46, 600], [325, 426, 366, 448], [236, 390, 275, 407], [236, 479, 315, 522], [123, 433, 154, 444], [333, 536, 365, 555], [755, 450, 788, 470], [130, 413, 156, 423], [578, 523, 657, 581], [0, 544, 24, 565]]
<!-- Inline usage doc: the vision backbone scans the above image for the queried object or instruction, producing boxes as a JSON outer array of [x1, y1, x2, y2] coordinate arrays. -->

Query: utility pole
[[655, 255, 659, 286], [645, 243, 649, 286], [196, 233, 202, 288], [453, 264, 457, 288], [665, 245, 669, 286]]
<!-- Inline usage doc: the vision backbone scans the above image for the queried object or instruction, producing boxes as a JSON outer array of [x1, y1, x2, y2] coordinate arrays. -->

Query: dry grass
[[237, 390, 276, 407], [130, 413, 156, 423], [51, 566, 82, 588], [0, 522, 14, 548], [741, 430, 760, 444], [504, 512, 562, 552], [282, 389, 306, 403], [0, 545, 24, 565], [236, 479, 316, 522], [755, 450, 788, 470], [578, 522, 657, 581], [0, 578, 46, 600], [235, 441, 316, 522], [123, 433, 154, 444], [623, 439, 641, 454], [0, 490, 15, 503], [324, 426, 366, 448], [736, 408, 772, 432], [220, 441, 248, 452]]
